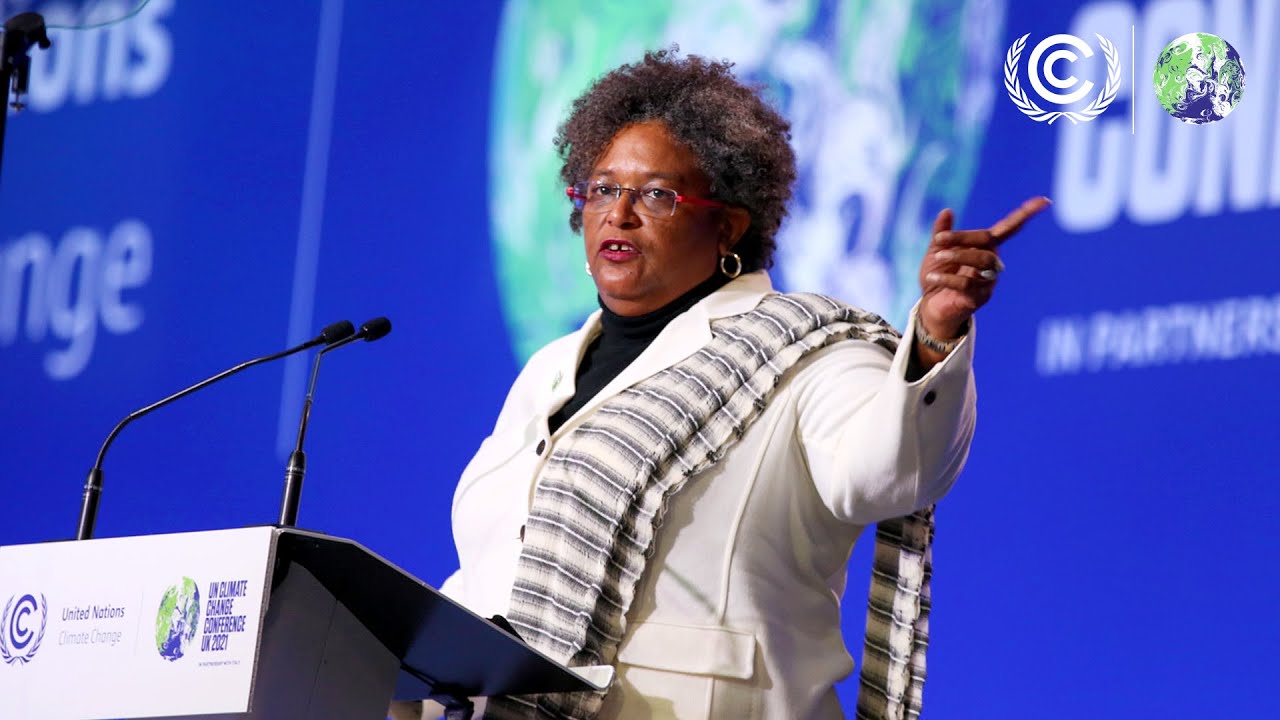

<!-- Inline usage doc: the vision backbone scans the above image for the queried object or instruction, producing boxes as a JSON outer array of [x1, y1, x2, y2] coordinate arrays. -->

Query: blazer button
[[923, 390, 937, 406], [536, 439, 547, 455]]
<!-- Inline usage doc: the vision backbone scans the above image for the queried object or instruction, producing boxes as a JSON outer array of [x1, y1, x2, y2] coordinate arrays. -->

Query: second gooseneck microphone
[[278, 317, 392, 527]]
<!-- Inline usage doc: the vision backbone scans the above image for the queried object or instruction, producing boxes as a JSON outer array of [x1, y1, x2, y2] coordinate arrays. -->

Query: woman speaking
[[423, 49, 1045, 719]]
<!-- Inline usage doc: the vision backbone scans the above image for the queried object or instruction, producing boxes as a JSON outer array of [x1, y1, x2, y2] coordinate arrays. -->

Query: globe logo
[[0, 593, 48, 665], [154, 578, 201, 661], [1153, 33, 1245, 124]]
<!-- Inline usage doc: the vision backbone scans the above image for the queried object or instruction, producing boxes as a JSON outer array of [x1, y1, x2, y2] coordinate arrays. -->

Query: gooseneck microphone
[[75, 320, 356, 541], [277, 316, 392, 527]]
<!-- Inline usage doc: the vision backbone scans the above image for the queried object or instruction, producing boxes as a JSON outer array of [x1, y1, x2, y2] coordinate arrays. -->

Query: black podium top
[[274, 528, 603, 702]]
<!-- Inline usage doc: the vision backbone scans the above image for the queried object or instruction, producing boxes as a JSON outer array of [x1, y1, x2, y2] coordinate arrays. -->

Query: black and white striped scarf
[[487, 293, 934, 719]]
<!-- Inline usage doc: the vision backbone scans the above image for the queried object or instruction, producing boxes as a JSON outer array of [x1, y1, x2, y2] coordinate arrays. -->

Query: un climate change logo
[[1, 593, 48, 665], [1005, 33, 1120, 124], [155, 578, 201, 661]]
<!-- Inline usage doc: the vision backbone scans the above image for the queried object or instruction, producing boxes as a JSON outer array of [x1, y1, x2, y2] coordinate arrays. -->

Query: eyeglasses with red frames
[[566, 181, 725, 218]]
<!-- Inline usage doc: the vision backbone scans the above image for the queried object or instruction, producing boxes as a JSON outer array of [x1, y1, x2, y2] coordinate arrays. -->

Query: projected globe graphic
[[489, 0, 1004, 362], [1153, 33, 1245, 124]]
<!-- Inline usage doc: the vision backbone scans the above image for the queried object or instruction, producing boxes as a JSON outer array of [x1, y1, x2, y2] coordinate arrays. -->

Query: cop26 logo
[[1005, 33, 1121, 124], [1, 594, 48, 665]]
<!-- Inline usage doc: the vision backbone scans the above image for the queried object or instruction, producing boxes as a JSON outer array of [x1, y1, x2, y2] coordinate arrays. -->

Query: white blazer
[[443, 271, 976, 719]]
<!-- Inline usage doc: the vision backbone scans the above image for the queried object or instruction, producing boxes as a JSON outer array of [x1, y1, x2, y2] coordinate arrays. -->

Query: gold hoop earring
[[719, 252, 743, 279]]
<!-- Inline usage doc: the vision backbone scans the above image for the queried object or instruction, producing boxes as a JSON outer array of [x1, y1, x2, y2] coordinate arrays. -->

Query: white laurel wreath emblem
[[0, 594, 48, 665], [1004, 33, 1121, 124]]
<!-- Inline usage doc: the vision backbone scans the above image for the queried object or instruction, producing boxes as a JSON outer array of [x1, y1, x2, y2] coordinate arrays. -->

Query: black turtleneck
[[548, 272, 731, 434]]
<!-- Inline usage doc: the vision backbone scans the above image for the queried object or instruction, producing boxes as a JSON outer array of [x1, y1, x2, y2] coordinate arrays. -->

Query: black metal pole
[[0, 64, 10, 180], [0, 13, 52, 185]]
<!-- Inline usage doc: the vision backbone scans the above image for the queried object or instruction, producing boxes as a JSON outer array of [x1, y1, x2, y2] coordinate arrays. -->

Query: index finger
[[988, 196, 1051, 244]]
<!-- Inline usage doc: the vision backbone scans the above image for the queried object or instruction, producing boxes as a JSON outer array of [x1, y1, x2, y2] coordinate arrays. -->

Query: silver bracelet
[[915, 315, 967, 354]]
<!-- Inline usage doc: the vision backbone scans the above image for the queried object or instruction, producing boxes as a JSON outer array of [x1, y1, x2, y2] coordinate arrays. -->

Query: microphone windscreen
[[360, 317, 392, 342], [320, 320, 356, 345]]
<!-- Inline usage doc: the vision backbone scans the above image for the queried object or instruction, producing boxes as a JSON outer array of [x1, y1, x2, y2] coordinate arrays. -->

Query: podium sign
[[0, 528, 276, 720], [1, 526, 606, 720]]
